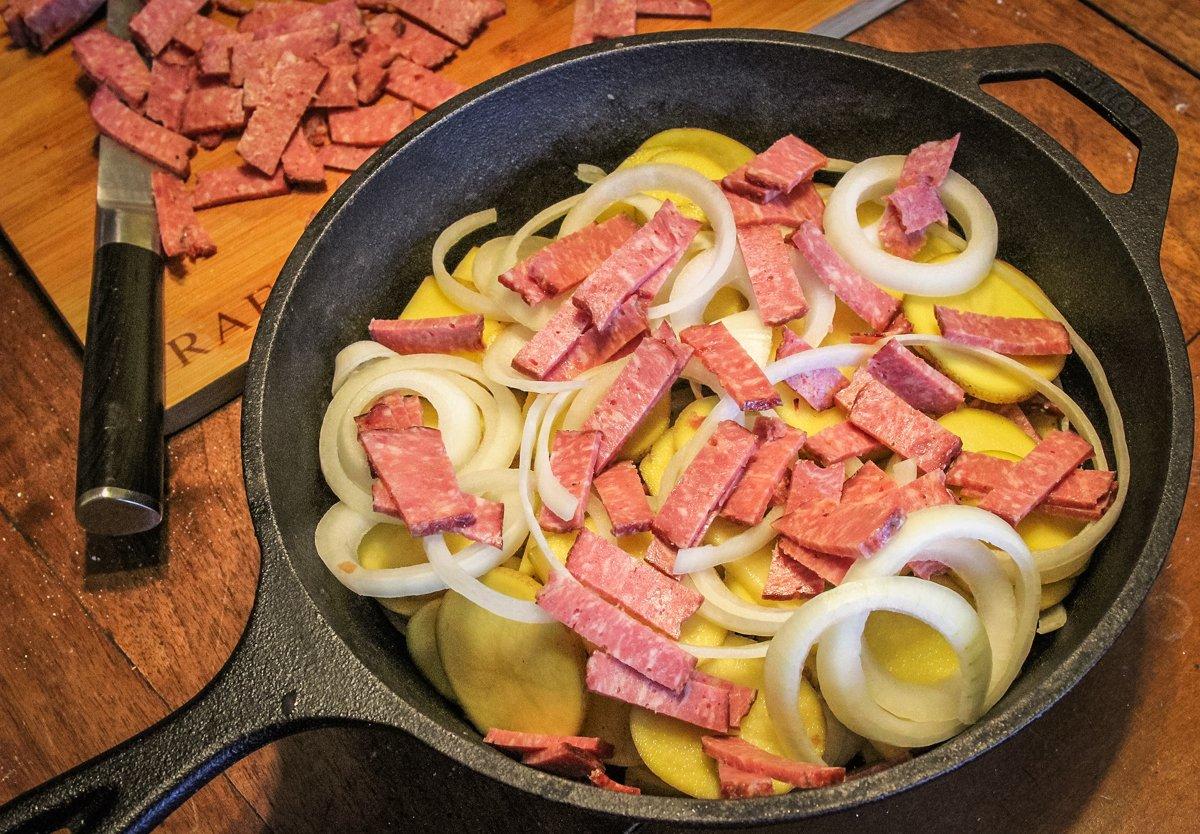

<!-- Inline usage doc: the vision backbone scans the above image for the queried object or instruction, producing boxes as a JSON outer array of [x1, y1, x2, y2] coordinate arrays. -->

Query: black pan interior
[[246, 33, 1185, 822]]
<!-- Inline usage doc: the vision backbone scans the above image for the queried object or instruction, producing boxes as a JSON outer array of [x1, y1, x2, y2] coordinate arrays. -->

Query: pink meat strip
[[776, 328, 849, 411], [71, 29, 152, 107], [889, 183, 948, 233], [499, 215, 639, 305], [393, 0, 490, 47], [762, 541, 824, 600], [537, 430, 602, 532], [878, 135, 960, 258], [9, 0, 106, 51], [681, 323, 782, 411], [89, 86, 195, 178], [717, 761, 774, 798], [231, 23, 337, 90], [636, 0, 712, 18], [537, 572, 697, 692], [360, 427, 475, 535], [776, 538, 853, 586], [520, 742, 602, 779], [643, 535, 679, 576], [722, 164, 780, 203], [372, 483, 503, 549], [589, 769, 641, 795], [653, 420, 760, 549], [581, 324, 693, 469], [356, 58, 390, 105], [722, 417, 806, 525], [593, 461, 654, 536], [483, 729, 614, 759], [848, 378, 963, 473], [172, 13, 228, 53], [934, 306, 1073, 356], [737, 225, 808, 326], [774, 497, 904, 559], [144, 60, 195, 134], [791, 221, 900, 332], [238, 55, 327, 174], [386, 56, 467, 110], [725, 183, 825, 229], [394, 21, 458, 68], [281, 129, 327, 185], [834, 366, 872, 412], [786, 459, 843, 511], [354, 392, 423, 433], [894, 470, 957, 513], [368, 314, 485, 354], [840, 461, 894, 504], [592, 0, 636, 38], [701, 736, 846, 789], [585, 651, 728, 732], [512, 303, 593, 380], [251, 0, 366, 44], [689, 670, 756, 728], [850, 312, 914, 344], [566, 530, 702, 639], [573, 201, 700, 330], [744, 135, 828, 193], [544, 298, 648, 381], [977, 431, 1096, 526], [130, 0, 206, 55], [192, 164, 290, 208], [199, 32, 252, 79], [328, 101, 414, 146], [569, 0, 596, 46], [313, 64, 359, 108], [319, 143, 375, 172], [865, 339, 965, 416], [181, 83, 246, 136], [150, 172, 215, 261], [948, 452, 1115, 516], [804, 421, 887, 466]]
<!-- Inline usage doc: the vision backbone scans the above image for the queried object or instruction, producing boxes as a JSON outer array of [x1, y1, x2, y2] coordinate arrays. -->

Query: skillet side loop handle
[[909, 43, 1178, 233], [0, 594, 348, 834]]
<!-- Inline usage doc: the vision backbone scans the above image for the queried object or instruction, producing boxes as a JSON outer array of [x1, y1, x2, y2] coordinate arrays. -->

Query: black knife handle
[[75, 241, 165, 536]]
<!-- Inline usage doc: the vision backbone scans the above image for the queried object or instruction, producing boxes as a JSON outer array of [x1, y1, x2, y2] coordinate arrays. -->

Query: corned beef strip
[[636, 0, 712, 18], [744, 135, 827, 194], [386, 57, 467, 110], [393, 0, 490, 46], [192, 165, 289, 209], [786, 460, 844, 511], [251, 0, 366, 44], [130, 0, 206, 55], [180, 83, 246, 136], [689, 671, 756, 728], [776, 328, 848, 412], [483, 729, 614, 759], [499, 215, 639, 304], [565, 530, 702, 639], [537, 572, 696, 692], [948, 451, 1115, 518], [572, 201, 700, 331], [521, 743, 601, 779], [280, 129, 326, 185], [198, 32, 252, 80], [355, 392, 423, 433], [804, 421, 886, 466], [865, 339, 964, 416], [569, 0, 595, 46], [585, 651, 728, 732], [894, 470, 956, 513], [313, 63, 359, 108], [537, 430, 602, 532], [231, 23, 337, 90], [11, 0, 105, 51], [722, 164, 779, 203], [318, 142, 375, 171], [512, 302, 592, 380], [977, 431, 1095, 526], [237, 54, 327, 174], [581, 323, 692, 469], [360, 426, 475, 535], [144, 60, 194, 133], [737, 224, 808, 326], [701, 736, 846, 789], [369, 315, 485, 354], [172, 13, 228, 53], [878, 135, 959, 259], [722, 417, 806, 526], [774, 497, 904, 559], [840, 461, 894, 503], [834, 367, 874, 412], [355, 58, 390, 106], [328, 101, 414, 146], [725, 182, 825, 229], [850, 311, 914, 344], [889, 182, 948, 233], [763, 541, 825, 600], [150, 172, 215, 261], [717, 760, 774, 798], [394, 20, 458, 68], [592, 0, 635, 39], [681, 322, 782, 411], [89, 86, 195, 178], [593, 461, 654, 536], [644, 535, 679, 576], [589, 769, 641, 795], [71, 29, 152, 107], [791, 221, 900, 332], [544, 298, 648, 381], [848, 378, 962, 473], [375, 484, 506, 549], [934, 306, 1073, 356], [653, 420, 759, 549], [775, 538, 853, 586]]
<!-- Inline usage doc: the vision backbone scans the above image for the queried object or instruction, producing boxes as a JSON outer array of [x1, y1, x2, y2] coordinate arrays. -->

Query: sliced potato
[[619, 393, 671, 462], [678, 612, 728, 648], [407, 599, 456, 701], [358, 523, 441, 616], [775, 386, 846, 436], [631, 127, 756, 175], [703, 286, 750, 323], [639, 429, 676, 497], [437, 567, 588, 735], [523, 528, 579, 584], [580, 695, 641, 767], [628, 709, 722, 798], [938, 408, 1038, 458], [1040, 577, 1076, 610], [624, 765, 687, 797], [864, 610, 960, 686], [672, 396, 718, 449], [962, 449, 1088, 551], [903, 257, 1067, 403]]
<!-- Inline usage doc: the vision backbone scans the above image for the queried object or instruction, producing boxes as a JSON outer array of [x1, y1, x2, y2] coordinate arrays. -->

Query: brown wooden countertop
[[1, 0, 1197, 831]]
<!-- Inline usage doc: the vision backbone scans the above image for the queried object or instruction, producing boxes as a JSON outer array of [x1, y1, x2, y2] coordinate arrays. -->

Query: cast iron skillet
[[1, 31, 1189, 833]]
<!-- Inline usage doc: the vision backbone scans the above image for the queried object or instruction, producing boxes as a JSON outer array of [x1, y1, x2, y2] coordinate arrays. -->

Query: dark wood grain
[[1088, 0, 1200, 69], [1, 0, 1198, 831]]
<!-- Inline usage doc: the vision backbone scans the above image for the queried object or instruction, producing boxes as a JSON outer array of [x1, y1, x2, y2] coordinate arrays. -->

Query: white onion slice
[[789, 249, 836, 348], [432, 209, 510, 319], [765, 576, 990, 764], [535, 390, 580, 522], [518, 394, 567, 578], [688, 569, 794, 636], [657, 395, 742, 497], [424, 533, 552, 623], [673, 509, 783, 574], [483, 326, 592, 394], [824, 156, 998, 296], [1037, 604, 1067, 634], [562, 359, 626, 431], [679, 641, 770, 659], [332, 341, 393, 395], [576, 163, 607, 184], [559, 164, 736, 318], [765, 342, 874, 385]]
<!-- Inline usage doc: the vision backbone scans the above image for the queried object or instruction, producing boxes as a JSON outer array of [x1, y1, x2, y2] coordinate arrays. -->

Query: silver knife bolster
[[95, 205, 161, 252]]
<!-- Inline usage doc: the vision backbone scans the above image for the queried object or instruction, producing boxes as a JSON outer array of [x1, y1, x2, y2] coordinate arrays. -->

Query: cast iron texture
[[0, 31, 1188, 832]]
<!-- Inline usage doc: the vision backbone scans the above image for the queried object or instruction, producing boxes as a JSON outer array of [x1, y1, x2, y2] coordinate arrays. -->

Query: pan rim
[[242, 29, 1191, 824]]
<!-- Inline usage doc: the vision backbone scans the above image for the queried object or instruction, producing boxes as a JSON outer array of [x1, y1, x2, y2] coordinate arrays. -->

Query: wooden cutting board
[[0, 0, 899, 432]]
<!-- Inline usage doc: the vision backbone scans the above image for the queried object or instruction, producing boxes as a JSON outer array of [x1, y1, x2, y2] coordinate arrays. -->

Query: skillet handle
[[0, 587, 385, 834], [905, 43, 1178, 235]]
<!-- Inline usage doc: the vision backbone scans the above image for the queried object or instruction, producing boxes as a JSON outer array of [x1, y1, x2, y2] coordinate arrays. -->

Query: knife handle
[[75, 241, 165, 536]]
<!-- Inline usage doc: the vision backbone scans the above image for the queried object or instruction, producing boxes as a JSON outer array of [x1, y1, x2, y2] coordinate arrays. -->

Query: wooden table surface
[[2, 0, 1197, 831]]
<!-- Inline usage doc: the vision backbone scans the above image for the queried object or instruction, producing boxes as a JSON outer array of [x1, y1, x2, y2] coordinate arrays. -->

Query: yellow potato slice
[[727, 577, 803, 611], [672, 396, 719, 449], [407, 599, 457, 702], [863, 610, 960, 686], [639, 429, 676, 497], [619, 394, 671, 462], [624, 765, 687, 797], [902, 257, 1067, 403], [358, 523, 442, 616], [632, 127, 756, 175], [581, 696, 641, 767], [937, 408, 1038, 457], [703, 286, 750, 323], [523, 528, 579, 584], [1040, 577, 1076, 610], [678, 613, 728, 647], [964, 449, 1088, 551], [775, 386, 846, 436], [437, 567, 588, 735]]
